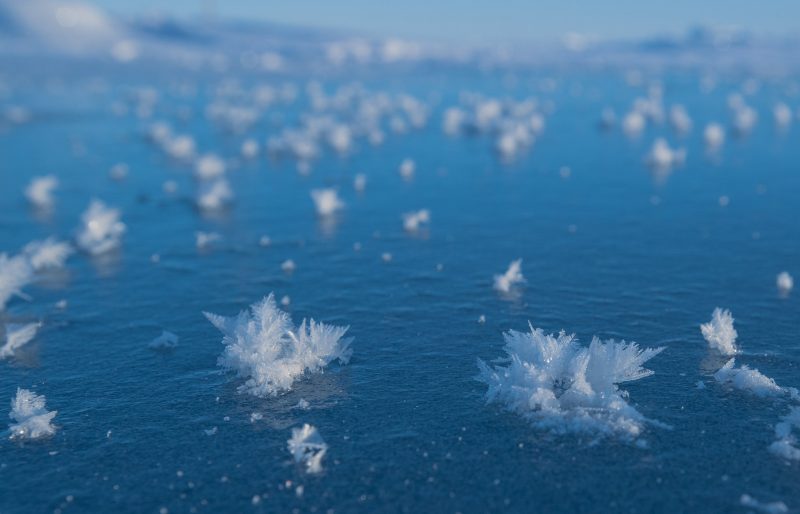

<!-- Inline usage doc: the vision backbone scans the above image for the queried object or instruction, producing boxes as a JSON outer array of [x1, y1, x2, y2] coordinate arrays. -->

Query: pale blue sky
[[93, 0, 800, 43]]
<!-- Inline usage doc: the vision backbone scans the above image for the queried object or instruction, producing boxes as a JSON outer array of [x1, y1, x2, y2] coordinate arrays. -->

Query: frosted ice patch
[[196, 179, 233, 211], [149, 331, 179, 350], [76, 200, 126, 255], [703, 123, 725, 149], [1, 322, 41, 360], [402, 209, 430, 232], [493, 259, 525, 293], [195, 154, 226, 180], [287, 424, 327, 474], [399, 158, 416, 180], [281, 259, 296, 273], [700, 308, 738, 356], [713, 359, 793, 398], [353, 174, 367, 192], [478, 325, 664, 438], [646, 138, 686, 169], [204, 293, 352, 397], [668, 105, 692, 134], [0, 253, 34, 310], [310, 189, 344, 217], [8, 388, 57, 440], [773, 102, 792, 129], [622, 111, 645, 136], [23, 238, 73, 271], [25, 176, 58, 209], [241, 139, 259, 159]]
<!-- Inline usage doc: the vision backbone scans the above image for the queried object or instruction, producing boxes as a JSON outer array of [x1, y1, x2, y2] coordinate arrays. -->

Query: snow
[[8, 388, 58, 440], [310, 189, 344, 216], [493, 259, 525, 293], [149, 331, 179, 350], [76, 200, 126, 255], [204, 293, 353, 397], [402, 209, 430, 232], [25, 176, 58, 208], [713, 359, 788, 398], [287, 424, 327, 474], [700, 308, 738, 356], [478, 325, 664, 437], [0, 323, 41, 360]]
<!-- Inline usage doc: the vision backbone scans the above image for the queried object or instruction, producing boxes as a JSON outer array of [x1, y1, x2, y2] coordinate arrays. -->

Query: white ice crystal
[[287, 424, 327, 474], [493, 259, 525, 293], [402, 209, 430, 232], [478, 325, 664, 437], [776, 272, 793, 294], [196, 179, 233, 211], [25, 176, 58, 209], [22, 238, 73, 271], [0, 323, 40, 360], [700, 308, 738, 355], [148, 331, 179, 350], [769, 407, 800, 461], [713, 359, 789, 398], [194, 154, 226, 180], [0, 253, 33, 310], [204, 294, 353, 397], [310, 189, 344, 217], [704, 123, 725, 149], [8, 388, 57, 440], [76, 200, 126, 255]]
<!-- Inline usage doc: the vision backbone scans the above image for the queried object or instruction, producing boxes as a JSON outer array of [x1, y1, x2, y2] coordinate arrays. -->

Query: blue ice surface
[[0, 67, 799, 513]]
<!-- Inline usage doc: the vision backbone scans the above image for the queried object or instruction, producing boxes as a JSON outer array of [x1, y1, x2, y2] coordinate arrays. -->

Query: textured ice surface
[[8, 388, 57, 440], [25, 175, 58, 208], [713, 359, 791, 398], [0, 323, 40, 360], [23, 238, 73, 271], [287, 424, 327, 474], [76, 200, 126, 255], [493, 259, 524, 293], [204, 294, 352, 397], [478, 325, 664, 438], [148, 331, 179, 350], [770, 407, 800, 461], [700, 308, 738, 355], [310, 188, 344, 216]]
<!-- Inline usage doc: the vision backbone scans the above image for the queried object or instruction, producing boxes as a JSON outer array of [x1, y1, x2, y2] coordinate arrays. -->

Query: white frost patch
[[776, 272, 793, 294], [241, 139, 260, 159], [76, 200, 126, 255], [700, 308, 738, 356], [8, 388, 57, 440], [204, 293, 353, 397], [287, 424, 327, 474], [478, 325, 664, 438], [310, 189, 344, 217], [669, 105, 692, 134], [773, 102, 792, 129], [25, 176, 58, 209], [23, 238, 73, 271], [704, 123, 725, 149], [493, 259, 525, 293], [770, 407, 800, 461], [281, 259, 296, 273], [402, 209, 430, 232], [399, 158, 416, 180], [713, 359, 790, 398], [0, 322, 41, 360], [740, 494, 789, 514], [646, 138, 686, 169], [353, 174, 367, 192], [196, 179, 233, 211], [149, 331, 179, 350]]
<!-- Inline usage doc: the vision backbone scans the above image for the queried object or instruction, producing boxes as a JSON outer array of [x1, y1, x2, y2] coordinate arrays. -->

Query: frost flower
[[204, 294, 352, 397], [76, 200, 126, 255], [700, 308, 738, 355], [287, 424, 327, 474], [493, 259, 524, 293], [9, 388, 58, 440]]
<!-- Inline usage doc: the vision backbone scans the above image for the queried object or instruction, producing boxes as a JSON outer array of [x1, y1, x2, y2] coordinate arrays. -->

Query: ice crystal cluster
[[493, 259, 524, 293], [1, 239, 72, 311], [287, 424, 328, 474], [8, 389, 58, 440], [310, 189, 344, 216], [204, 294, 353, 397], [769, 407, 800, 461], [0, 323, 41, 360], [700, 308, 738, 355], [713, 359, 791, 398], [478, 325, 664, 437]]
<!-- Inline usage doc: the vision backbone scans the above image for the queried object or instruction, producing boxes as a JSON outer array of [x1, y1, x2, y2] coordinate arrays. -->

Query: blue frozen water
[[1, 69, 799, 513]]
